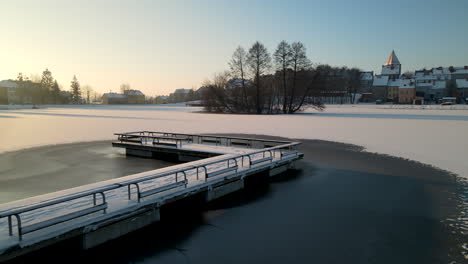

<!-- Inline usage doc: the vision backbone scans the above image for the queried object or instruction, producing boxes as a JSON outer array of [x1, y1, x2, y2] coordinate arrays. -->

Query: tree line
[[201, 41, 363, 114], [2, 69, 100, 105]]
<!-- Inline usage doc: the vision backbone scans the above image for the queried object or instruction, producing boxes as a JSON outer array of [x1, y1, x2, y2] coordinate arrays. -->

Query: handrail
[[1, 133, 302, 241], [114, 131, 294, 144], [0, 185, 119, 217], [0, 185, 120, 241]]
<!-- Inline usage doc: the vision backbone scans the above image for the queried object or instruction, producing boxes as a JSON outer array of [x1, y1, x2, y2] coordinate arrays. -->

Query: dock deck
[[0, 132, 303, 261]]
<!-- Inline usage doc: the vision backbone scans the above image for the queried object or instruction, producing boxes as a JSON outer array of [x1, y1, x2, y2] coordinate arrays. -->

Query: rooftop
[[384, 50, 400, 66]]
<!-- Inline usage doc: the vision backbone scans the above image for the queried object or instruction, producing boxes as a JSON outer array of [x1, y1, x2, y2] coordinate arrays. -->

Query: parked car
[[375, 99, 384, 104]]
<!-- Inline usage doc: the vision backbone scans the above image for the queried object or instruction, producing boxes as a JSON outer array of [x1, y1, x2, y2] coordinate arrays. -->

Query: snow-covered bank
[[1, 104, 468, 179]]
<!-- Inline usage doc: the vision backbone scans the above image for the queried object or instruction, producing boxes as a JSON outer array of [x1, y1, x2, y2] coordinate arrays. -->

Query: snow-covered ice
[[1, 104, 467, 179]]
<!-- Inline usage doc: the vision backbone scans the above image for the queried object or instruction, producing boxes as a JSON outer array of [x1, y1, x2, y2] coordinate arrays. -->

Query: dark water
[[4, 136, 466, 263], [0, 141, 176, 203]]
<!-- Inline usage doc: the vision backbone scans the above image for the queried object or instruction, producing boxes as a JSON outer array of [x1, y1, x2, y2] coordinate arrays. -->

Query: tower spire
[[385, 50, 400, 65]]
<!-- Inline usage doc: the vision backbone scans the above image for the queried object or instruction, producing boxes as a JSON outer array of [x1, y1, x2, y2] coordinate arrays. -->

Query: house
[[124, 90, 145, 104], [387, 79, 401, 102], [359, 71, 374, 93], [226, 78, 253, 90], [456, 79, 468, 102], [398, 79, 416, 104], [0, 80, 18, 104], [448, 66, 468, 79], [102, 93, 128, 104], [372, 75, 389, 100], [168, 88, 194, 103]]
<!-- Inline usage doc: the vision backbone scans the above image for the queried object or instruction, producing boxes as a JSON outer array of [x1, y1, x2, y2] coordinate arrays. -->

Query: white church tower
[[381, 50, 401, 79]]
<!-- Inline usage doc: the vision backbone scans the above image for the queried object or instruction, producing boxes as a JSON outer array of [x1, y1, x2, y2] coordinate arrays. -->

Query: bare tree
[[82, 85, 94, 104], [229, 46, 249, 111], [288, 42, 311, 113], [247, 41, 271, 114], [274, 41, 292, 113], [120, 83, 131, 94]]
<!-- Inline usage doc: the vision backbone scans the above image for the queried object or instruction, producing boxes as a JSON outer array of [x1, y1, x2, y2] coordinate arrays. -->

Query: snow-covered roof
[[431, 67, 451, 75], [226, 78, 253, 89], [103, 93, 126, 98], [372, 75, 388, 86], [174, 88, 191, 94], [447, 66, 468, 75], [399, 79, 415, 89], [414, 71, 436, 81], [0, 80, 17, 88], [360, 72, 373, 81], [384, 50, 400, 65], [456, 79, 468, 88], [388, 79, 401, 87], [125, 90, 144, 96]]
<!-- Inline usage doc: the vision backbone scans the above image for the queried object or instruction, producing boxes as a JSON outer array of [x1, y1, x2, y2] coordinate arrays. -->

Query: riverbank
[[2, 136, 466, 263]]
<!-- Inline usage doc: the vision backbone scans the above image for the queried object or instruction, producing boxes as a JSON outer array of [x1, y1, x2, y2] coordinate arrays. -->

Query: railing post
[[203, 166, 208, 182], [100, 192, 107, 214], [128, 185, 132, 200], [14, 214, 22, 241], [8, 215, 12, 236]]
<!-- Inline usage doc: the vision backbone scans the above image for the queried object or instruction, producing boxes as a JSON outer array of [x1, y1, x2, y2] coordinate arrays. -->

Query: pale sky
[[1, 0, 467, 96]]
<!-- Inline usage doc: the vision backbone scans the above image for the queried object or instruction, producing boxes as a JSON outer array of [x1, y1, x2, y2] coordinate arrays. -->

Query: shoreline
[[1, 135, 466, 263]]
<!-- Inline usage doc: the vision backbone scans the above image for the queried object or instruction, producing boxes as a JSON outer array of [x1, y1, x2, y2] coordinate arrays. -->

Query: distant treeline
[[201, 41, 363, 114], [1, 69, 99, 105]]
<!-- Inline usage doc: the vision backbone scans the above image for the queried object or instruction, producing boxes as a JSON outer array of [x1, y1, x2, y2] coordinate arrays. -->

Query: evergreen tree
[[70, 75, 81, 104], [40, 68, 54, 104]]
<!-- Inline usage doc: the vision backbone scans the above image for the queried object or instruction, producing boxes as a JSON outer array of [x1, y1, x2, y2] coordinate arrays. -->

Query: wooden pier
[[0, 132, 303, 261]]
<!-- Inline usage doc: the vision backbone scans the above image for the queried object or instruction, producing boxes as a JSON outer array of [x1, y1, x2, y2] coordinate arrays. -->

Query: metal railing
[[0, 185, 120, 241], [114, 131, 294, 150], [0, 133, 302, 241]]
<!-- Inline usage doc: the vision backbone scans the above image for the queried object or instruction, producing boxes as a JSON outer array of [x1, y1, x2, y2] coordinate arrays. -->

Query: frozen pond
[[1, 104, 468, 180]]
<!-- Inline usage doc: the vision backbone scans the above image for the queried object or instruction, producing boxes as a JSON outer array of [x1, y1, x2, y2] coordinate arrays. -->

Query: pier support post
[[82, 208, 160, 249]]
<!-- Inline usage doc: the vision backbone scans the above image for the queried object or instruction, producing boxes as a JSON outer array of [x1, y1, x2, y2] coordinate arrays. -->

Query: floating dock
[[0, 131, 303, 261]]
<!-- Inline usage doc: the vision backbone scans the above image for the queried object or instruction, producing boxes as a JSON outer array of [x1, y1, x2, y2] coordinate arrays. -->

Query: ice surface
[[1, 104, 467, 180]]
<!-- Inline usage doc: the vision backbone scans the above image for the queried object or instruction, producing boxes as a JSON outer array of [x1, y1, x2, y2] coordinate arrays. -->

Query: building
[[369, 50, 468, 103], [387, 79, 401, 101], [371, 51, 403, 101], [359, 71, 374, 93], [168, 88, 194, 103], [398, 79, 416, 104], [456, 79, 468, 101], [0, 80, 18, 104], [371, 75, 389, 100], [381, 50, 401, 79], [124, 90, 145, 104], [448, 66, 468, 79], [102, 90, 145, 104], [102, 93, 128, 104]]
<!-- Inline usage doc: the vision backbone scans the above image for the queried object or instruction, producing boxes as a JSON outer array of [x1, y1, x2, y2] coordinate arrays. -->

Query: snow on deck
[[0, 143, 288, 252]]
